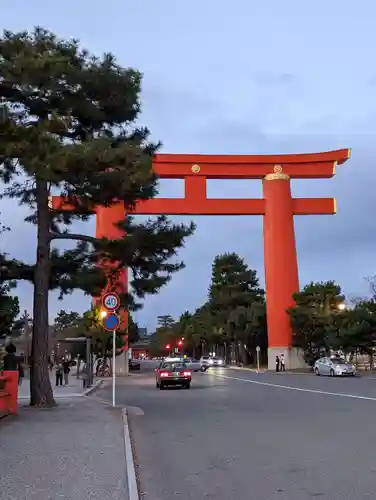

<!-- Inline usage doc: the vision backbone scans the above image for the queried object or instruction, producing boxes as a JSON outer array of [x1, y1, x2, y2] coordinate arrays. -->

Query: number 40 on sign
[[102, 292, 120, 312]]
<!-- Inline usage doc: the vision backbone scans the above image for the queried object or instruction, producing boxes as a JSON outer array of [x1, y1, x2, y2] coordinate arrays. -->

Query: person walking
[[275, 355, 280, 372], [55, 361, 63, 387], [280, 353, 286, 372], [62, 359, 71, 386]]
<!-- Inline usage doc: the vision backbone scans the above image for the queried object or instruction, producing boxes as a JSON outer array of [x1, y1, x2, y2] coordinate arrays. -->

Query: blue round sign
[[103, 312, 120, 331]]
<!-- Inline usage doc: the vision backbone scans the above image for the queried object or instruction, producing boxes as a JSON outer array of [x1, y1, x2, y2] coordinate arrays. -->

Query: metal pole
[[125, 346, 129, 375], [256, 348, 260, 374], [86, 337, 91, 387], [112, 330, 116, 407]]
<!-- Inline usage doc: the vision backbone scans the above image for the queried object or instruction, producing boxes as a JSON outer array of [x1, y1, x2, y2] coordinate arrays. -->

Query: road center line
[[211, 373, 376, 401]]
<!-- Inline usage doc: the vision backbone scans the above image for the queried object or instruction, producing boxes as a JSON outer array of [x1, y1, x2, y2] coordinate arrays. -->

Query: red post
[[1, 371, 19, 415], [96, 203, 129, 374], [263, 166, 300, 369], [96, 202, 129, 332]]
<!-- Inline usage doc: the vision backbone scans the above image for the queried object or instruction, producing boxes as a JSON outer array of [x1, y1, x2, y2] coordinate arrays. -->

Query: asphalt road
[[96, 362, 376, 500]]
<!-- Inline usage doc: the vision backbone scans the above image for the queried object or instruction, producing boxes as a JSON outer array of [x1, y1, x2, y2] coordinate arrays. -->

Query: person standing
[[17, 356, 25, 386], [3, 343, 18, 370], [275, 355, 280, 372], [62, 359, 71, 386], [280, 353, 286, 372], [55, 361, 63, 387]]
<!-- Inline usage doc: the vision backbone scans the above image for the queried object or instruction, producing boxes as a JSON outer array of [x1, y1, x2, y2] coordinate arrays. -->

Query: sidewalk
[[18, 374, 103, 400], [0, 397, 129, 500]]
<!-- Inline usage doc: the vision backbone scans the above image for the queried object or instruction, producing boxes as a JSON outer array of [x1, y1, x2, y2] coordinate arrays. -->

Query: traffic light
[[177, 340, 183, 347], [165, 344, 171, 350]]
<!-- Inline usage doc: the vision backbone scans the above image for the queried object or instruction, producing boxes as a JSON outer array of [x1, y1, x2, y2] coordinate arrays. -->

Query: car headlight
[[209, 359, 213, 365], [218, 360, 223, 364]]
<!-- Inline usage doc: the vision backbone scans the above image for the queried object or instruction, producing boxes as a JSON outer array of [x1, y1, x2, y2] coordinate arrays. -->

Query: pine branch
[[50, 232, 98, 244]]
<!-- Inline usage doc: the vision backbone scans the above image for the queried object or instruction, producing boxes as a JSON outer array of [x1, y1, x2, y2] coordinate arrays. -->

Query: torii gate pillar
[[263, 167, 300, 369]]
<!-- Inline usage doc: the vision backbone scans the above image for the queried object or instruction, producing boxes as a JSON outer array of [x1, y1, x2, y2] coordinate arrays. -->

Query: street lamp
[[337, 303, 346, 311]]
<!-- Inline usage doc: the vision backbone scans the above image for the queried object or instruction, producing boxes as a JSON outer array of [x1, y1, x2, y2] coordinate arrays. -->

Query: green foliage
[[208, 253, 266, 362], [288, 281, 348, 365], [334, 300, 376, 357], [54, 309, 82, 331], [128, 313, 139, 344], [149, 252, 266, 362], [0, 27, 194, 406], [0, 282, 20, 338], [157, 315, 175, 329]]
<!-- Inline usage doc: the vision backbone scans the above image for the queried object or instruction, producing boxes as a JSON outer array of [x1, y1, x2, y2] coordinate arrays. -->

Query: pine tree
[[0, 283, 20, 339], [157, 315, 175, 329], [0, 28, 194, 406], [208, 252, 265, 362], [288, 281, 346, 365], [0, 213, 20, 339]]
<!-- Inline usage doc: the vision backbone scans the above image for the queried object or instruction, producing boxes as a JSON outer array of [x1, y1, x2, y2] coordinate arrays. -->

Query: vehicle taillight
[[183, 371, 192, 376], [160, 372, 170, 377]]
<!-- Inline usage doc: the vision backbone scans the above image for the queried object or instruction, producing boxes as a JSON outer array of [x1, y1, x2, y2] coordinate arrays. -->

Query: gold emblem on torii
[[264, 164, 290, 181]]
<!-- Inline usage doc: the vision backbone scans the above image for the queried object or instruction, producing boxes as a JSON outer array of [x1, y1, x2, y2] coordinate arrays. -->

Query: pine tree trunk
[[30, 178, 55, 407]]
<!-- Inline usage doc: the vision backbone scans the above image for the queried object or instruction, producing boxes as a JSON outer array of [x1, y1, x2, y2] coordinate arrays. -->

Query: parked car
[[155, 361, 192, 389], [129, 359, 141, 371], [313, 356, 356, 376]]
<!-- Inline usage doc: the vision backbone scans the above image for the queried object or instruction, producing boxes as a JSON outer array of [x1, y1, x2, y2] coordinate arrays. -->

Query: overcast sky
[[1, 0, 376, 331]]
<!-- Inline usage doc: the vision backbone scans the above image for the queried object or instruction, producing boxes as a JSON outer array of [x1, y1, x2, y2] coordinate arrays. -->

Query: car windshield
[[331, 358, 346, 364], [202, 356, 209, 360]]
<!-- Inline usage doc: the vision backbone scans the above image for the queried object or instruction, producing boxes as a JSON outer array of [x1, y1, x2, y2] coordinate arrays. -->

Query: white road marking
[[212, 373, 376, 401]]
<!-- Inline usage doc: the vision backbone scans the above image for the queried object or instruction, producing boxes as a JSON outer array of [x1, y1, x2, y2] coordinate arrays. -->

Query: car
[[155, 361, 192, 390], [313, 356, 356, 377], [129, 359, 141, 371], [182, 357, 201, 372], [200, 356, 226, 368]]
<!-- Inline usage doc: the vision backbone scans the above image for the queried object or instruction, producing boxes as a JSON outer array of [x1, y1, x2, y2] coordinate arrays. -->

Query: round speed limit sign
[[102, 292, 120, 312]]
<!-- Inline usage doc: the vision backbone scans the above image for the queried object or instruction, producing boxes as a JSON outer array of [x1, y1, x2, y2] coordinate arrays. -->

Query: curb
[[228, 366, 312, 375], [122, 408, 140, 500], [83, 379, 104, 396], [228, 366, 267, 373]]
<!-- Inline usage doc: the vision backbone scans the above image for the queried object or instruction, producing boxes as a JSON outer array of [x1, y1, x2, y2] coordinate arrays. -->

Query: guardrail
[[0, 371, 18, 417]]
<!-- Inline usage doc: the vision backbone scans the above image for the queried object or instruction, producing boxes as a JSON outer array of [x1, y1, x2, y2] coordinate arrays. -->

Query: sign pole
[[256, 346, 260, 374], [101, 292, 121, 408], [112, 329, 116, 407]]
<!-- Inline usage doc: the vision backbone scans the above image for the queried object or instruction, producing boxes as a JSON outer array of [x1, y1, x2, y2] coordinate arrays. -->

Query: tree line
[[150, 252, 267, 364], [0, 27, 195, 406], [150, 253, 376, 369], [51, 307, 139, 359]]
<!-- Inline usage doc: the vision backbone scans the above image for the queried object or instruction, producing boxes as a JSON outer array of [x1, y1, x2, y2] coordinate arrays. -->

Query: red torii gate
[[51, 148, 350, 369]]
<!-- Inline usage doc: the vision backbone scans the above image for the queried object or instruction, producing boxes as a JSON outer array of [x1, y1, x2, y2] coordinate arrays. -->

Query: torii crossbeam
[[50, 148, 351, 369]]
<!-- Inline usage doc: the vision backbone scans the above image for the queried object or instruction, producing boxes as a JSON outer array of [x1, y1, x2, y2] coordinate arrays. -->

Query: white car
[[163, 357, 201, 372], [313, 356, 356, 376], [200, 356, 226, 368], [182, 357, 201, 372]]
